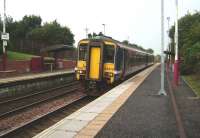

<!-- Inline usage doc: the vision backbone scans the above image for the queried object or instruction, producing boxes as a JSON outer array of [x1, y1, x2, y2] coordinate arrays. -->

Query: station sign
[[1, 33, 9, 41]]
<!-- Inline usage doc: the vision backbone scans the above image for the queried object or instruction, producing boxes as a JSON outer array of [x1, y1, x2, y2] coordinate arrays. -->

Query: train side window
[[79, 45, 87, 60], [104, 45, 115, 63]]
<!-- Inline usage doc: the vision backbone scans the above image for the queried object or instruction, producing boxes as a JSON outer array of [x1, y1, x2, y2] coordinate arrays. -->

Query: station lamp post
[[102, 24, 106, 35], [174, 0, 179, 86], [85, 26, 89, 38], [1, 0, 9, 71], [167, 17, 170, 71], [158, 0, 167, 95]]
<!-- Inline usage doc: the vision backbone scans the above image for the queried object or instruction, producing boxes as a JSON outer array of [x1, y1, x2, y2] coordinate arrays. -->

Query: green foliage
[[169, 11, 200, 75], [92, 32, 97, 37], [28, 20, 74, 45], [122, 40, 129, 45], [146, 48, 154, 54], [88, 33, 92, 38], [98, 32, 103, 36], [0, 14, 75, 55], [181, 42, 200, 74], [184, 75, 200, 97], [7, 51, 38, 60], [122, 40, 153, 54]]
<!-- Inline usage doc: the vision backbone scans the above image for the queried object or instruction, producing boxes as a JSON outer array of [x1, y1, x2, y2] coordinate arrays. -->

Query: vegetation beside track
[[169, 11, 200, 76], [184, 75, 200, 97], [7, 51, 38, 60]]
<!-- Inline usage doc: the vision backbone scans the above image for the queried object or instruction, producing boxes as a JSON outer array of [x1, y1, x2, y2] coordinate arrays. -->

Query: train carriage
[[75, 36, 154, 91]]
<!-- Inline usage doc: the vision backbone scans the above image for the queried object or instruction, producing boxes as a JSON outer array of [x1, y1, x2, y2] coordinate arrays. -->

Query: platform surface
[[96, 66, 178, 138], [33, 64, 200, 138], [0, 69, 74, 85], [34, 64, 158, 138]]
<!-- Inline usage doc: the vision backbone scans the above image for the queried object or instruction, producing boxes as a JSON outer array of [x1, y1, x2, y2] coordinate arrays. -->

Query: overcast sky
[[0, 0, 199, 54]]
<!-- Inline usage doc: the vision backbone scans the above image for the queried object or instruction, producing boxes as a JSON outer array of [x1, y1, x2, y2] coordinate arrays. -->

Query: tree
[[98, 32, 104, 36], [22, 15, 42, 31], [28, 20, 74, 45], [169, 11, 200, 75], [88, 33, 92, 38], [146, 48, 154, 54], [122, 40, 129, 45], [0, 15, 75, 55], [92, 32, 97, 37]]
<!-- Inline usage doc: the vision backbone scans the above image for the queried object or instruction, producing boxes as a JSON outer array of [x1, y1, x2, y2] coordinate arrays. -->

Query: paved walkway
[[96, 66, 179, 138], [96, 67, 200, 138], [170, 73, 200, 138]]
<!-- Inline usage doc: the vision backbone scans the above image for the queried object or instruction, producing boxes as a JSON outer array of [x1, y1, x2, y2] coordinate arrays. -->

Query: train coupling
[[88, 81, 97, 89]]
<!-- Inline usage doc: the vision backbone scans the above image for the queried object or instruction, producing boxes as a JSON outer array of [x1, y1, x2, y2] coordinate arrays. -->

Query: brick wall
[[0, 60, 31, 78], [56, 59, 76, 70], [0, 60, 31, 73], [0, 59, 76, 78]]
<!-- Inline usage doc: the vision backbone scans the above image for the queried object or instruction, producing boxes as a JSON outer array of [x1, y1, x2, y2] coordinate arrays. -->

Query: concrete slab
[[85, 106, 106, 113], [75, 112, 98, 121], [47, 130, 76, 138], [66, 111, 82, 120], [58, 120, 88, 132]]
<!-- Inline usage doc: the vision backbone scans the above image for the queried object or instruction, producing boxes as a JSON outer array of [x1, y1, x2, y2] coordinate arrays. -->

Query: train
[[75, 36, 154, 92]]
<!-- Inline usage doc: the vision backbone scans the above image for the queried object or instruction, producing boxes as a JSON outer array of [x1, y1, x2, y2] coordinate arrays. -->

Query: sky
[[0, 0, 200, 54]]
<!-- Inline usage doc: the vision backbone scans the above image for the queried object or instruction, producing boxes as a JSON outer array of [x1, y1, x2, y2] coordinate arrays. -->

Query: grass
[[184, 75, 200, 97], [7, 51, 38, 60]]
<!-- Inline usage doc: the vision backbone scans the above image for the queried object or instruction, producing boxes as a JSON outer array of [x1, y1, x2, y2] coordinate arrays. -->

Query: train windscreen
[[104, 45, 115, 63], [79, 45, 87, 60]]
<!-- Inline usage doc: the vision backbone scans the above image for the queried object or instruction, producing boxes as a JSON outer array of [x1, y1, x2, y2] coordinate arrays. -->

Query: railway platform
[[34, 64, 200, 138], [0, 69, 74, 87]]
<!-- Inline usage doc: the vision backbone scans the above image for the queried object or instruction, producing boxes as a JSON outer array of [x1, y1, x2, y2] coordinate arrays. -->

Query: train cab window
[[104, 45, 115, 63], [79, 44, 87, 60]]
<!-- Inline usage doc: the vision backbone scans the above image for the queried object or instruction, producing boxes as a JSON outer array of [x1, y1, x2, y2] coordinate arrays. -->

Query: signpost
[[1, 0, 8, 71], [1, 33, 9, 41]]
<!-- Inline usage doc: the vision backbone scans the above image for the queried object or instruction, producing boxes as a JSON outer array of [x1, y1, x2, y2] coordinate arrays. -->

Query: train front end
[[75, 38, 117, 90]]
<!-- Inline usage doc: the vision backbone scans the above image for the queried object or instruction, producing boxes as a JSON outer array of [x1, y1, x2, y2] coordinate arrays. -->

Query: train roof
[[79, 36, 154, 56]]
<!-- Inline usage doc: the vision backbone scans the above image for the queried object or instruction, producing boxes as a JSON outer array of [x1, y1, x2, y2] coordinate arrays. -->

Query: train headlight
[[77, 70, 85, 74], [104, 72, 114, 77], [109, 72, 113, 77], [114, 70, 121, 74]]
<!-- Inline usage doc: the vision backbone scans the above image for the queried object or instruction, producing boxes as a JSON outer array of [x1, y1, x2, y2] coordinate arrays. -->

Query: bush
[[181, 42, 200, 75]]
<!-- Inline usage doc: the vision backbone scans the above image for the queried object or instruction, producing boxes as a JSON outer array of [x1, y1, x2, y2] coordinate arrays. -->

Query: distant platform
[[0, 69, 74, 87]]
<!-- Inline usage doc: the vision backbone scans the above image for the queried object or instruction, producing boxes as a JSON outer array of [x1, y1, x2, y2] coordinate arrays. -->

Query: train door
[[89, 47, 101, 80]]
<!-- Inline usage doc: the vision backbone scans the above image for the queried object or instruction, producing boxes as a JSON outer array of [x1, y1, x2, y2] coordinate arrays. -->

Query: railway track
[[5, 97, 95, 138], [0, 81, 79, 118], [0, 81, 87, 137], [0, 67, 152, 138]]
